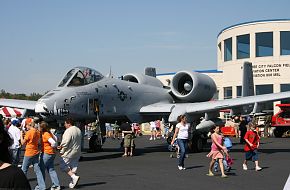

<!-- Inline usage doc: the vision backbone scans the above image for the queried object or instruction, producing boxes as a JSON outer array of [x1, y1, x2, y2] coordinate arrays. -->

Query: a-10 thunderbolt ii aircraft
[[1, 62, 290, 152]]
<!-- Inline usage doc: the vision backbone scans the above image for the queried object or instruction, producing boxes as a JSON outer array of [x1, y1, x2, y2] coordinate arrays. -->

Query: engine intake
[[171, 71, 217, 102], [123, 73, 163, 88]]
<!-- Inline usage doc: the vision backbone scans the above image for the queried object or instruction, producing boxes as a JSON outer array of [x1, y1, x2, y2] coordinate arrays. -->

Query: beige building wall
[[218, 21, 290, 92], [157, 20, 290, 114], [217, 20, 290, 113]]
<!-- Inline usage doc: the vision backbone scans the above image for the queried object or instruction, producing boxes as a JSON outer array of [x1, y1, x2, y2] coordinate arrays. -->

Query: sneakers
[[242, 164, 248, 170], [178, 166, 186, 170], [149, 137, 153, 140], [69, 175, 80, 189], [255, 166, 262, 171], [51, 186, 61, 190]]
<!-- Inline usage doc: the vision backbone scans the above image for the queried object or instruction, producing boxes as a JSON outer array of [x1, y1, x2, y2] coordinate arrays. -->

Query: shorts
[[245, 149, 258, 161], [60, 156, 80, 173], [124, 134, 134, 148]]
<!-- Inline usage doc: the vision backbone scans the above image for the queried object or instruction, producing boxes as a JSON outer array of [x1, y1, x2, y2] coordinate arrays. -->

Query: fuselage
[[35, 67, 173, 123]]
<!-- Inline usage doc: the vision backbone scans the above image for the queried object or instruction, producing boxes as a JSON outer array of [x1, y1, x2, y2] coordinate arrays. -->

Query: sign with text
[[252, 63, 290, 78]]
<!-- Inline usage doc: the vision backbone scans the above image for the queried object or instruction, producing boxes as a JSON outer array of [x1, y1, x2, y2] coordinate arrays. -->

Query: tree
[[0, 89, 43, 101]]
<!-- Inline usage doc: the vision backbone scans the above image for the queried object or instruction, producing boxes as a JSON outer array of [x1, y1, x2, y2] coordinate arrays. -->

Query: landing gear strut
[[89, 121, 106, 152]]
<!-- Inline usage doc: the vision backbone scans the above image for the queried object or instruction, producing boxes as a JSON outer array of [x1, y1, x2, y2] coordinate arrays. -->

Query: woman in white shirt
[[171, 115, 190, 170]]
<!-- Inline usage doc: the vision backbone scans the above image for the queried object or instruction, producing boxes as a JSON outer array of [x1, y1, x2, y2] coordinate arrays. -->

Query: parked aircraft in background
[[1, 62, 290, 151]]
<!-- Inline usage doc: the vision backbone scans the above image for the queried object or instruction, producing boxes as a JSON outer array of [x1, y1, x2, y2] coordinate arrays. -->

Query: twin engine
[[123, 70, 217, 103], [170, 71, 217, 102]]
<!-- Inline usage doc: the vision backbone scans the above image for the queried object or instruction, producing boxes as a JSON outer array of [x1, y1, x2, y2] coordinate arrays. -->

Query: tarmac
[[26, 136, 290, 190]]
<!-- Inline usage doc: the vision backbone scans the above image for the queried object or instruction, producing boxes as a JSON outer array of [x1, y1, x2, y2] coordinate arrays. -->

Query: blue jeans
[[10, 148, 20, 165], [214, 156, 228, 171], [40, 153, 60, 188], [177, 139, 188, 167], [21, 154, 46, 190]]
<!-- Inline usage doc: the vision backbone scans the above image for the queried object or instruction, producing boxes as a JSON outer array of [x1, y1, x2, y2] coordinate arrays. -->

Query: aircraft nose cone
[[35, 101, 48, 113]]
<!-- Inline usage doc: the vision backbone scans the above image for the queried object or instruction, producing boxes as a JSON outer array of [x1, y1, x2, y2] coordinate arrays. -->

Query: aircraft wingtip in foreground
[[1, 62, 290, 152]]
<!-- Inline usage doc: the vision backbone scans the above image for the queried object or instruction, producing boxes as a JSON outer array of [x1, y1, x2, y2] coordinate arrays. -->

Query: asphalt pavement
[[26, 136, 290, 190]]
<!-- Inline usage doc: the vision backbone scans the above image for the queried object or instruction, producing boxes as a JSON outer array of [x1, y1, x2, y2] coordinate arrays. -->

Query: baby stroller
[[168, 139, 180, 158]]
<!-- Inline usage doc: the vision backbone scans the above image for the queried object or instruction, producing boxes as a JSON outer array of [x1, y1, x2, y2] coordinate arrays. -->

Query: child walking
[[243, 122, 262, 171], [214, 134, 233, 172], [207, 125, 228, 178]]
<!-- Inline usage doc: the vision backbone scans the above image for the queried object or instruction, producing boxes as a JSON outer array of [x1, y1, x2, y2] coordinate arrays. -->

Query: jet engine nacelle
[[123, 73, 163, 88], [171, 71, 217, 102]]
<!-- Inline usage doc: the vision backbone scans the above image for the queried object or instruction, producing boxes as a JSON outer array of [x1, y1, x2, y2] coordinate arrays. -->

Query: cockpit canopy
[[58, 67, 104, 87]]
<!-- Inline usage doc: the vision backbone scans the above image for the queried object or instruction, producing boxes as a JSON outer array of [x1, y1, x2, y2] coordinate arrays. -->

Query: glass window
[[256, 84, 273, 95], [256, 32, 273, 57], [81, 68, 104, 84], [237, 34, 250, 59], [68, 71, 85, 86], [236, 86, 242, 98], [280, 31, 290, 55], [58, 69, 76, 87], [224, 87, 232, 99], [224, 38, 232, 61], [256, 84, 273, 110], [281, 84, 290, 103], [218, 42, 222, 61]]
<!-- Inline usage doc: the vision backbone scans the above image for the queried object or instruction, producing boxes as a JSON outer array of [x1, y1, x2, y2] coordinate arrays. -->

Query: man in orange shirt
[[21, 118, 46, 190]]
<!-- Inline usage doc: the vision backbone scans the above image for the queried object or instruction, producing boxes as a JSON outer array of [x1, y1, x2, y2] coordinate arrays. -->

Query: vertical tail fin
[[242, 61, 254, 97]]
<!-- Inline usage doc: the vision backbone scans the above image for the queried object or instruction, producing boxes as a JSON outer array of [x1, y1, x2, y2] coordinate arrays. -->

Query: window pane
[[224, 38, 232, 61], [224, 87, 232, 99], [256, 84, 273, 110], [237, 86, 242, 98], [281, 84, 290, 103], [280, 31, 290, 55], [218, 42, 222, 60], [237, 34, 250, 59], [256, 32, 273, 57]]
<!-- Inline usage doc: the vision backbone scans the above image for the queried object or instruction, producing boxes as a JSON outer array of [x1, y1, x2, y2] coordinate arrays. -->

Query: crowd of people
[[0, 116, 82, 190], [0, 113, 265, 189], [168, 114, 263, 178]]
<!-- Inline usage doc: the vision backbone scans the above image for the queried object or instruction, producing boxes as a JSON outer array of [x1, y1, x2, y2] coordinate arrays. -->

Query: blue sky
[[1, 0, 290, 94]]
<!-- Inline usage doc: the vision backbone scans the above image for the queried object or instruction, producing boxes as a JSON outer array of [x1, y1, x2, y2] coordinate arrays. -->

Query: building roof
[[217, 19, 290, 37], [157, 69, 223, 76]]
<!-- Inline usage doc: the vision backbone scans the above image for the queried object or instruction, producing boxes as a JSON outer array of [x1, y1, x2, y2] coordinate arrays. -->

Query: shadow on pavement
[[77, 182, 107, 188], [186, 165, 204, 170], [81, 153, 124, 161]]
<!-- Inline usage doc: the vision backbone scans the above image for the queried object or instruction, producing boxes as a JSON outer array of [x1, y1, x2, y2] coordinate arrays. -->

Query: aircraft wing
[[0, 99, 36, 110], [140, 91, 290, 121]]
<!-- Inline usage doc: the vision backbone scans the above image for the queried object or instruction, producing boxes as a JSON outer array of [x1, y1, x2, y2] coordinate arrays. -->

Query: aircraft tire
[[89, 134, 102, 152], [273, 128, 285, 138], [191, 136, 203, 153], [167, 136, 172, 144], [166, 131, 174, 144]]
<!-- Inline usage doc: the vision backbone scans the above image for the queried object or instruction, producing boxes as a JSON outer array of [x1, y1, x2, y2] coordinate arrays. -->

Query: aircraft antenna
[[107, 66, 113, 78]]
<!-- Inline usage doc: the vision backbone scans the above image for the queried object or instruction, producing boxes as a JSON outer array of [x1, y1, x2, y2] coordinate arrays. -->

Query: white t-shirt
[[150, 121, 156, 131], [8, 125, 21, 149], [176, 123, 189, 140], [60, 125, 82, 159]]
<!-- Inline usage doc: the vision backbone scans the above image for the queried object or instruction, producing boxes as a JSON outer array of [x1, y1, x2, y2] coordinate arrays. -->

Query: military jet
[[1, 63, 290, 151]]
